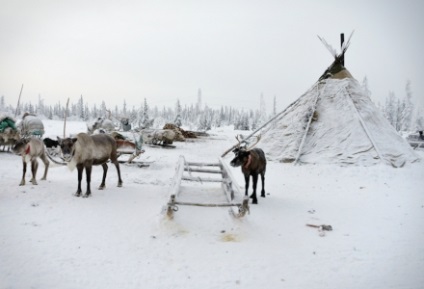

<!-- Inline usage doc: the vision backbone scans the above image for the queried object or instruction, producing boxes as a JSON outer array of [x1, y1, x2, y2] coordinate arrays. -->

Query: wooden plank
[[184, 167, 222, 174], [344, 86, 385, 163], [294, 84, 320, 164], [174, 201, 243, 207], [219, 157, 251, 218], [171, 156, 186, 197], [182, 176, 223, 183], [186, 162, 220, 167], [167, 156, 186, 218], [219, 157, 243, 201]]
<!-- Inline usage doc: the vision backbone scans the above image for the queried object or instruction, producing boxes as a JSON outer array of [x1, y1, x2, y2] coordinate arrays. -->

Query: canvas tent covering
[[17, 114, 44, 137], [259, 35, 419, 167]]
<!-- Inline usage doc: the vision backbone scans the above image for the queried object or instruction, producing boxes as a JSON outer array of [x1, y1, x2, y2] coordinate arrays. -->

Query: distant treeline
[[0, 94, 273, 131], [1, 80, 422, 132]]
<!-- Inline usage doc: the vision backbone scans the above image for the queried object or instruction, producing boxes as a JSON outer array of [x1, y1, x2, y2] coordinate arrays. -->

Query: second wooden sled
[[165, 156, 250, 219]]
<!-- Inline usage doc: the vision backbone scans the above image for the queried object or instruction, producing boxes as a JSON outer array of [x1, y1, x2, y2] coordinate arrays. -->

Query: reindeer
[[43, 137, 62, 159], [230, 135, 266, 204], [43, 137, 59, 148], [12, 137, 49, 186], [57, 133, 123, 197], [87, 117, 115, 134]]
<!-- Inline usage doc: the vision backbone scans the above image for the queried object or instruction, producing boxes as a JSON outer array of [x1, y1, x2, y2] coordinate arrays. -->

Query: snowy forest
[[376, 80, 423, 132], [0, 89, 273, 132], [1, 79, 423, 133]]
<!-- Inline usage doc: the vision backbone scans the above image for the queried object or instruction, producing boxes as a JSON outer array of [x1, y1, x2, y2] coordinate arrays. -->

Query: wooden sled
[[165, 156, 249, 219]]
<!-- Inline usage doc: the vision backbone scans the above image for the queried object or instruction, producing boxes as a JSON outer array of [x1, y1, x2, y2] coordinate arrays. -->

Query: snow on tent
[[259, 33, 419, 167]]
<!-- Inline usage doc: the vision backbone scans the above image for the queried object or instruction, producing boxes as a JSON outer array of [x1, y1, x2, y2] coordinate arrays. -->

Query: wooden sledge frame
[[114, 134, 146, 164], [409, 141, 424, 149], [0, 131, 20, 151], [116, 148, 144, 164], [166, 156, 250, 219]]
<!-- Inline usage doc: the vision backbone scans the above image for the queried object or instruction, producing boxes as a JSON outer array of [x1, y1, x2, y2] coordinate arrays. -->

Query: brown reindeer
[[115, 139, 145, 163], [12, 137, 49, 186], [230, 135, 266, 204], [57, 133, 123, 197]]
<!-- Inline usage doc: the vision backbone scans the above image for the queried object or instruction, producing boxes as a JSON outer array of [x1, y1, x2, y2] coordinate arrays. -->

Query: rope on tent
[[343, 86, 385, 163], [294, 82, 351, 164], [294, 84, 322, 165], [221, 88, 309, 157]]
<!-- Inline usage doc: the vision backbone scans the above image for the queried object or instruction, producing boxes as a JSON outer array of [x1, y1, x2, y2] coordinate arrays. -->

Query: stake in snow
[[57, 133, 123, 197], [12, 137, 49, 186], [230, 135, 266, 204]]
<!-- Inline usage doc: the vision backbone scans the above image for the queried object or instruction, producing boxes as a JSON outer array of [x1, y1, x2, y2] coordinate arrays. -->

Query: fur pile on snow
[[260, 77, 419, 167]]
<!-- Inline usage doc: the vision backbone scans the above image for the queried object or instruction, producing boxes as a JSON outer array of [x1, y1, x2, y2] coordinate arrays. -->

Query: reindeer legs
[[30, 159, 39, 185], [76, 163, 94, 198], [260, 172, 266, 198], [112, 160, 123, 187], [75, 163, 84, 197], [19, 159, 27, 186], [110, 151, 123, 187], [99, 163, 108, 190], [84, 164, 92, 197], [251, 173, 259, 204], [244, 174, 250, 197], [40, 154, 49, 181]]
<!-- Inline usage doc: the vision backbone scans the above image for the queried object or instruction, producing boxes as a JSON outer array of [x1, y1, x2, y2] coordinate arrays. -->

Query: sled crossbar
[[186, 162, 220, 167], [184, 167, 222, 174], [173, 201, 245, 207], [182, 176, 224, 182]]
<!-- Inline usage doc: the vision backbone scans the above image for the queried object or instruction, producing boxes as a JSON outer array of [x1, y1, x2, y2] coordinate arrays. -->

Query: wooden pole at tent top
[[340, 33, 345, 66], [15, 84, 24, 117]]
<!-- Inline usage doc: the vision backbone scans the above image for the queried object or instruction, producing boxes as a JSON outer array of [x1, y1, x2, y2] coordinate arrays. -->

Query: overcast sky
[[1, 0, 423, 113]]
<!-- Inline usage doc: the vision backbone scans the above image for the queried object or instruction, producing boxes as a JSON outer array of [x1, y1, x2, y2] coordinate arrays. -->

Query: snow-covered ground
[[1, 120, 424, 289]]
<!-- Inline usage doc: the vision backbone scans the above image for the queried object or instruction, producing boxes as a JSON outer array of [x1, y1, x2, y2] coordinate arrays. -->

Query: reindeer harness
[[25, 145, 31, 155]]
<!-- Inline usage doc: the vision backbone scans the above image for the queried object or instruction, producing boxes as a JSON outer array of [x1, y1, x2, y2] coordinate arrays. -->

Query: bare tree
[[402, 80, 414, 131], [384, 91, 397, 129]]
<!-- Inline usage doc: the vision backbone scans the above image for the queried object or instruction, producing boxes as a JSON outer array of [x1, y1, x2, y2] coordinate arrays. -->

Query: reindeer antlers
[[246, 135, 261, 151], [235, 134, 261, 151], [235, 135, 243, 147]]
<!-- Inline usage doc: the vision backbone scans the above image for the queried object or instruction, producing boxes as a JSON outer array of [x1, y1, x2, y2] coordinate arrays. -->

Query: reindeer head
[[230, 135, 261, 168], [57, 136, 78, 162], [11, 137, 30, 155]]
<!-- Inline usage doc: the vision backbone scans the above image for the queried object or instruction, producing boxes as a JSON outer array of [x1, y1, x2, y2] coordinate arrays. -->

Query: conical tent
[[259, 36, 419, 167]]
